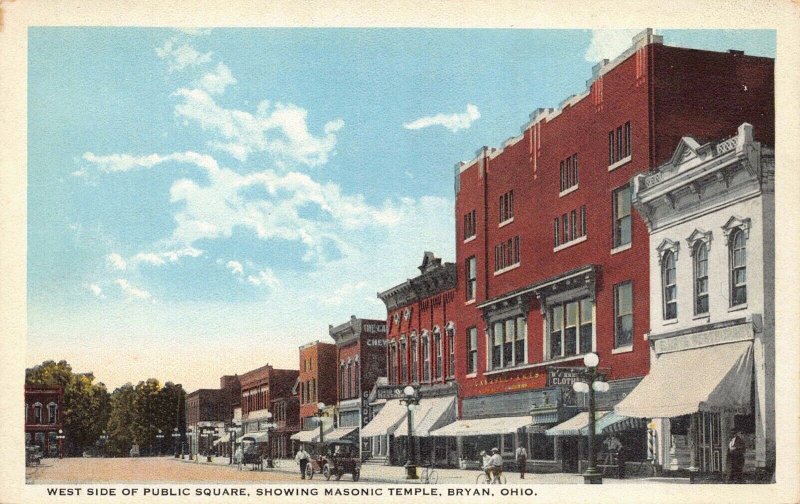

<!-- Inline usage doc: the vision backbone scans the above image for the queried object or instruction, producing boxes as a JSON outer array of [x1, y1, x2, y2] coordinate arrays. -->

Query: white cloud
[[403, 104, 480, 132], [319, 281, 368, 306], [155, 38, 212, 72], [584, 29, 640, 63], [226, 260, 243, 275], [174, 88, 344, 165], [106, 253, 127, 270], [88, 284, 105, 298], [114, 279, 151, 300], [197, 62, 237, 95], [133, 247, 203, 266], [247, 269, 280, 289]]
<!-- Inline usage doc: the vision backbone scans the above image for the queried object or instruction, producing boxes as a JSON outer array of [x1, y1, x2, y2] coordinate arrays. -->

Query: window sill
[[465, 299, 476, 306], [541, 353, 593, 366], [559, 185, 578, 198], [463, 235, 477, 244], [553, 234, 587, 252], [610, 242, 632, 255], [662, 318, 678, 326], [493, 263, 520, 276], [728, 303, 747, 313], [483, 362, 536, 376], [499, 217, 514, 228], [608, 155, 632, 172], [465, 372, 477, 379], [692, 313, 710, 322], [611, 345, 634, 354]]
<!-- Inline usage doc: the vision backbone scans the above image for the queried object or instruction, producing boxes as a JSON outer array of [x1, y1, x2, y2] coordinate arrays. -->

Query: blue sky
[[27, 28, 775, 391]]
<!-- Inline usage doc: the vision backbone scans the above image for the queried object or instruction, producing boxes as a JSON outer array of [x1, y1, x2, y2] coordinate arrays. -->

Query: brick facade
[[25, 385, 64, 457], [297, 341, 338, 427]]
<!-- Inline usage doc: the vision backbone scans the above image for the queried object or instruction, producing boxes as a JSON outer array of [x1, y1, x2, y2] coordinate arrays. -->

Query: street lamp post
[[400, 385, 420, 480], [56, 429, 65, 459], [315, 403, 326, 443], [228, 424, 237, 465], [156, 429, 164, 456], [572, 352, 610, 484], [265, 412, 275, 468], [100, 430, 109, 458], [206, 428, 214, 463], [172, 427, 180, 458]]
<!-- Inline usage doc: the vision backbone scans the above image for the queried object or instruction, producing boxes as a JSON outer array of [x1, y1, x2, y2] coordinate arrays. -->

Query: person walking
[[515, 443, 528, 479], [295, 445, 310, 480], [727, 430, 745, 483]]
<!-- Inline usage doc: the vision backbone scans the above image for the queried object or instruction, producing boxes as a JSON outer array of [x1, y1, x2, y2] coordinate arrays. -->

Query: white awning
[[237, 431, 269, 443], [213, 432, 231, 445], [325, 427, 358, 441], [361, 400, 407, 437], [615, 341, 753, 418], [545, 411, 610, 436], [290, 427, 335, 443], [395, 396, 456, 437], [429, 416, 531, 437]]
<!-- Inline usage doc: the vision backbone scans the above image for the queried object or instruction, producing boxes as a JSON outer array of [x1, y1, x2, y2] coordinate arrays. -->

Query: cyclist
[[488, 448, 504, 483], [480, 450, 492, 480]]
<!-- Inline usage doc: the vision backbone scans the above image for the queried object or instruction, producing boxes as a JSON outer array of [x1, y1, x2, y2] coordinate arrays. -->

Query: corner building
[[447, 30, 773, 472]]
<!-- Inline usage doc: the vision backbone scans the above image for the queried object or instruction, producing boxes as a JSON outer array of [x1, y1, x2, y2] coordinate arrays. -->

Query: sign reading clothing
[[546, 366, 605, 407]]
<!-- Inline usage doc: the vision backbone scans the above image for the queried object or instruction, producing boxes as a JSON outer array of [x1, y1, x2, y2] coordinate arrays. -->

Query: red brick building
[[441, 30, 774, 470], [297, 341, 337, 430], [25, 385, 64, 457], [185, 388, 228, 456], [269, 395, 300, 458], [237, 364, 298, 456], [365, 252, 458, 465]]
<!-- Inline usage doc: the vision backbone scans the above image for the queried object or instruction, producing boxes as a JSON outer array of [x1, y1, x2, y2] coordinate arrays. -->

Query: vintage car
[[304, 440, 361, 481], [237, 437, 263, 471]]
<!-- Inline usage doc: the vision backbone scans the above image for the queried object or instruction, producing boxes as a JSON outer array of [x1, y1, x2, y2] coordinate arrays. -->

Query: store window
[[614, 282, 634, 348], [548, 299, 593, 359]]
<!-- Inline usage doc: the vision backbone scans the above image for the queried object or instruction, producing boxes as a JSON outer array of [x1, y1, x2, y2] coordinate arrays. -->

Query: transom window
[[614, 282, 633, 348], [694, 243, 709, 315], [612, 185, 632, 248], [662, 251, 677, 320], [489, 316, 527, 370], [467, 327, 478, 374], [548, 299, 593, 359], [730, 229, 747, 306], [499, 190, 514, 223]]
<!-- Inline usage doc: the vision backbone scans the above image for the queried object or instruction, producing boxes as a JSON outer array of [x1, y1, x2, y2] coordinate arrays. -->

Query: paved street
[[26, 456, 707, 485]]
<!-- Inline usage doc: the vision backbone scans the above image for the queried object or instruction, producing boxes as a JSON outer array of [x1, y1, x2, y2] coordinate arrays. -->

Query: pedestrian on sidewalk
[[515, 443, 528, 479], [727, 430, 745, 483], [295, 445, 310, 480]]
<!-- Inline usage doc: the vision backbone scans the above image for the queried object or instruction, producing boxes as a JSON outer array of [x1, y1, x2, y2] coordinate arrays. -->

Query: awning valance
[[578, 412, 645, 435], [530, 410, 560, 425], [615, 341, 753, 418], [395, 396, 456, 437], [361, 400, 407, 437], [545, 411, 609, 436], [429, 416, 531, 437]]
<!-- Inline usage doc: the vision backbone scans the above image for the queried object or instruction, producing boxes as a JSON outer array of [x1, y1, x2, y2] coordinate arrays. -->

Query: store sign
[[374, 387, 405, 400], [363, 323, 387, 333], [366, 339, 387, 347], [546, 367, 585, 387]]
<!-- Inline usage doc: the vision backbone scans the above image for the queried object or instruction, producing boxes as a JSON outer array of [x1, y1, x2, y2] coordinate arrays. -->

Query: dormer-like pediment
[[656, 238, 680, 264], [668, 136, 716, 172]]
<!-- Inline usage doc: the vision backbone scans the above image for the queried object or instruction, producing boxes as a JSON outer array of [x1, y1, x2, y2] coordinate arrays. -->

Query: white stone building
[[617, 123, 774, 476]]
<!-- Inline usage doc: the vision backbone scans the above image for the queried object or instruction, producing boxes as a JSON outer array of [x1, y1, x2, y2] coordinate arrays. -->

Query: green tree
[[106, 383, 136, 456]]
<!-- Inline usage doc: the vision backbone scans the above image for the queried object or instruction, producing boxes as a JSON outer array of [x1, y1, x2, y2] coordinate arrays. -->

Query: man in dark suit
[[727, 430, 745, 483]]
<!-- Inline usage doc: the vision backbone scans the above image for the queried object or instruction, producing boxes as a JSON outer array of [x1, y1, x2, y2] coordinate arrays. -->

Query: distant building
[[25, 385, 64, 457], [270, 394, 300, 459], [185, 388, 228, 456]]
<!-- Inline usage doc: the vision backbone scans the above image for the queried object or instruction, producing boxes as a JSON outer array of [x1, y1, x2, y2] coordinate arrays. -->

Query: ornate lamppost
[[156, 429, 164, 456], [265, 412, 276, 468], [572, 352, 610, 484], [172, 427, 180, 458], [100, 430, 109, 458], [400, 385, 420, 479], [56, 429, 65, 459], [315, 403, 326, 443], [206, 427, 214, 462], [228, 424, 238, 465]]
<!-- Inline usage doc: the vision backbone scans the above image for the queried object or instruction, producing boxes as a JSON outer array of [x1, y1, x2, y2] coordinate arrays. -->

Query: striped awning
[[579, 412, 646, 435], [530, 410, 560, 425], [545, 411, 609, 436]]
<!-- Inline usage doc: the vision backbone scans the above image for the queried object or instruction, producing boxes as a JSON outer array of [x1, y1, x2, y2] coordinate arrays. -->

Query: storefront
[[393, 395, 457, 466]]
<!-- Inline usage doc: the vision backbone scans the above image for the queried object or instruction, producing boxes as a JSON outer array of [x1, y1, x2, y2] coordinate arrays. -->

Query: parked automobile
[[304, 440, 361, 481], [26, 446, 43, 466]]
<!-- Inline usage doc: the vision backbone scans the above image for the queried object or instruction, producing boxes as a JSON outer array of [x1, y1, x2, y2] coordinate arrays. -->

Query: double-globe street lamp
[[315, 403, 326, 443], [572, 352, 610, 484], [56, 429, 65, 459], [265, 412, 276, 468], [100, 430, 109, 458], [172, 427, 180, 458], [399, 385, 420, 480], [228, 424, 238, 465], [206, 427, 215, 463], [156, 429, 164, 456]]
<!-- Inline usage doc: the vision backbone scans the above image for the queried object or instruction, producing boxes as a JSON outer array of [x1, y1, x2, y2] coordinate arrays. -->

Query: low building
[[238, 364, 298, 455], [25, 385, 64, 457], [620, 123, 774, 476]]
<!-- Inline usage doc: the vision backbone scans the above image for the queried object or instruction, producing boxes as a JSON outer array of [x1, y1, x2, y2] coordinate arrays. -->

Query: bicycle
[[475, 469, 506, 484], [629, 458, 657, 478], [420, 464, 438, 484]]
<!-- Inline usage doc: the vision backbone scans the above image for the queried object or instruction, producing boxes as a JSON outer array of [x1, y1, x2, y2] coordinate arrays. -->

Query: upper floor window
[[389, 343, 398, 385], [34, 402, 42, 424], [559, 154, 579, 193], [662, 251, 677, 320], [608, 121, 632, 166], [499, 190, 514, 224], [467, 327, 478, 374], [554, 206, 587, 249], [730, 229, 747, 306], [48, 403, 58, 424], [548, 299, 593, 359], [354, 360, 360, 392], [422, 331, 431, 382], [410, 332, 418, 382], [446, 325, 455, 379], [489, 316, 527, 370], [612, 185, 632, 248], [466, 256, 477, 301], [614, 282, 634, 348], [434, 330, 443, 380], [339, 364, 345, 398], [400, 338, 408, 384], [494, 236, 521, 272], [463, 210, 477, 240], [694, 243, 709, 315]]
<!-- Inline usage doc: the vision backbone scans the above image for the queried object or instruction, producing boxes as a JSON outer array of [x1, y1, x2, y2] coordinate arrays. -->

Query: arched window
[[433, 329, 442, 380], [48, 402, 58, 424], [34, 402, 42, 424], [339, 363, 345, 399], [353, 359, 360, 393], [662, 251, 677, 320], [400, 336, 407, 384], [410, 332, 418, 383], [730, 229, 747, 306], [421, 331, 430, 382], [694, 242, 709, 315]]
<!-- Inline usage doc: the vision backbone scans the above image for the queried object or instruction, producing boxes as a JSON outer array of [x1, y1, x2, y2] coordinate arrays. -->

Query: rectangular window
[[608, 122, 632, 166], [559, 160, 566, 192], [499, 190, 514, 223], [613, 185, 632, 248], [694, 244, 709, 315], [616, 126, 623, 161], [489, 316, 527, 369], [559, 154, 579, 193], [553, 218, 560, 247], [570, 210, 577, 241], [466, 256, 476, 301], [624, 121, 631, 157], [494, 236, 521, 272], [614, 282, 634, 348], [608, 131, 615, 165], [411, 337, 419, 382], [447, 327, 455, 378], [422, 335, 430, 382], [730, 230, 747, 306], [434, 331, 443, 379], [548, 298, 594, 359], [463, 210, 477, 240], [467, 327, 478, 374], [580, 205, 587, 236], [572, 154, 579, 186], [562, 214, 569, 242], [400, 339, 407, 384], [515, 316, 526, 365], [491, 322, 502, 370]]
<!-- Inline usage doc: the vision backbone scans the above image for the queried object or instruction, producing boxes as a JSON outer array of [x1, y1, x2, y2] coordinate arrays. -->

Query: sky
[[26, 28, 776, 392]]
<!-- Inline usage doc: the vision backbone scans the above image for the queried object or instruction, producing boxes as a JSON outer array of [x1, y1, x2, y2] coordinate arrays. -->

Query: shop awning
[[237, 431, 269, 443], [325, 427, 358, 441], [545, 411, 609, 436], [429, 416, 531, 437], [213, 432, 231, 445], [395, 396, 456, 437], [290, 428, 334, 443], [530, 410, 560, 425], [578, 412, 645, 435], [361, 400, 407, 437], [615, 341, 753, 418]]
